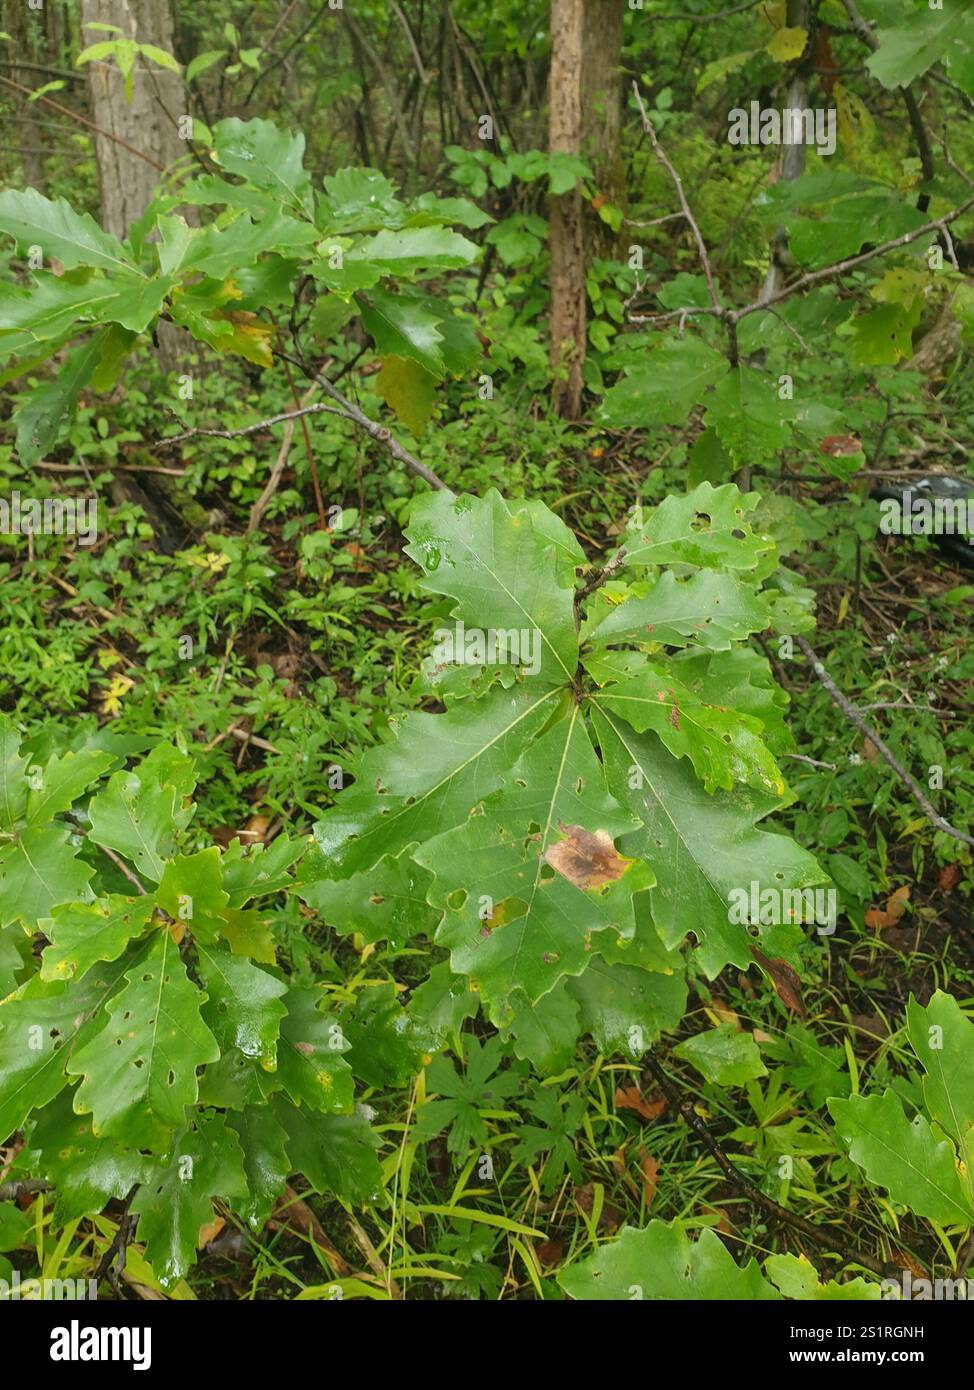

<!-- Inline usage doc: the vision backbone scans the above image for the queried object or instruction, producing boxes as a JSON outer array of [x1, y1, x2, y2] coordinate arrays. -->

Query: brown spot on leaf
[[544, 825, 630, 890]]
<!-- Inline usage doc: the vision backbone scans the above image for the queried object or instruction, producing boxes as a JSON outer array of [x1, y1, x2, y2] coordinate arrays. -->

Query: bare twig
[[643, 1051, 902, 1281], [781, 753, 838, 771], [275, 351, 447, 491], [796, 636, 974, 849], [160, 403, 346, 449], [0, 73, 165, 171], [632, 82, 721, 311]]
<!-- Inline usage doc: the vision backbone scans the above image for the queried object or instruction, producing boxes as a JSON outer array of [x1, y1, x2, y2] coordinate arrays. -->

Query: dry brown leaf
[[574, 1183, 623, 1233], [197, 1214, 225, 1250], [614, 1084, 666, 1121], [638, 1150, 659, 1211], [544, 824, 629, 890], [750, 944, 806, 1017], [939, 863, 964, 892], [866, 883, 910, 930], [535, 1238, 564, 1267]]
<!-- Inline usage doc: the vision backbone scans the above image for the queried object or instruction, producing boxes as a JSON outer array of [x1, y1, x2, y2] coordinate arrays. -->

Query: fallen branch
[[642, 1051, 902, 1281], [796, 635, 974, 849]]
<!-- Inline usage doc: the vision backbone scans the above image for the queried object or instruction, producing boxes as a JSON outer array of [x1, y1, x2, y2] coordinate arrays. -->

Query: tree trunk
[[78, 0, 188, 372], [581, 0, 625, 257], [77, 0, 184, 238], [759, 0, 811, 304], [549, 0, 586, 420], [6, 0, 49, 191]]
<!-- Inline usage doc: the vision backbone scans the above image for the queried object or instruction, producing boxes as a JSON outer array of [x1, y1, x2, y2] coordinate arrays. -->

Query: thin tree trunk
[[549, 0, 586, 420], [759, 0, 811, 304], [581, 0, 625, 257], [6, 0, 48, 191], [78, 0, 185, 238], [78, 0, 188, 372]]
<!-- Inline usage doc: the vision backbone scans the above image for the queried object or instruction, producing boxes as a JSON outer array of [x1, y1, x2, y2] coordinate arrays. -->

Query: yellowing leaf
[[834, 80, 876, 163], [766, 26, 808, 62], [99, 674, 134, 717], [375, 354, 437, 437]]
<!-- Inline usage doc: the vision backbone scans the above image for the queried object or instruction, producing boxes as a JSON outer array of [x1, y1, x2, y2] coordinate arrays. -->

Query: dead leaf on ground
[[709, 996, 739, 1026], [574, 1183, 623, 1233], [197, 1214, 225, 1250], [545, 824, 630, 890], [701, 1205, 735, 1236], [750, 944, 806, 1017], [850, 1012, 890, 1042], [535, 1237, 564, 1267], [614, 1084, 666, 1121], [638, 1150, 659, 1211], [865, 883, 910, 930], [939, 863, 964, 892]]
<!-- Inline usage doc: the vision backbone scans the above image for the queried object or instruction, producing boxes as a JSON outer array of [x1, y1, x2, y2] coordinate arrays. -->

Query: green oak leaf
[[273, 1099, 383, 1203], [584, 569, 772, 653], [0, 962, 128, 1140], [617, 482, 775, 573], [342, 983, 434, 1089], [593, 708, 827, 977], [358, 287, 447, 378], [828, 1091, 974, 1228], [765, 1253, 881, 1301], [866, 7, 974, 90], [297, 849, 437, 950], [559, 1221, 778, 1300], [500, 981, 581, 1074], [26, 1088, 148, 1223], [155, 847, 228, 942], [88, 754, 194, 883], [598, 336, 729, 428], [25, 748, 116, 825], [593, 667, 783, 796], [276, 987, 354, 1113], [565, 953, 687, 1056], [310, 682, 560, 879], [227, 1103, 291, 1231], [419, 707, 649, 1020], [220, 834, 306, 908], [349, 226, 478, 274], [0, 187, 139, 273], [132, 1112, 248, 1288], [674, 1022, 768, 1086], [0, 717, 30, 829], [0, 825, 94, 929], [906, 991, 974, 1213], [14, 331, 106, 466], [212, 117, 314, 218], [196, 942, 286, 1070], [67, 932, 220, 1150], [405, 488, 581, 689], [40, 894, 156, 982]]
